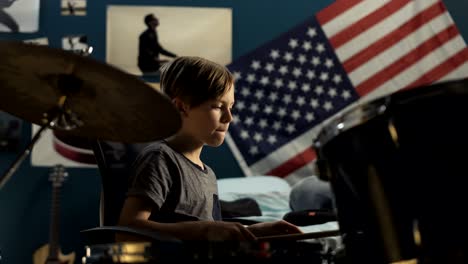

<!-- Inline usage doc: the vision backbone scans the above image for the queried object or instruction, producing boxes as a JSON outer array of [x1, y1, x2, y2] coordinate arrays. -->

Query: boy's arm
[[246, 220, 302, 237], [117, 196, 256, 241], [117, 196, 153, 230]]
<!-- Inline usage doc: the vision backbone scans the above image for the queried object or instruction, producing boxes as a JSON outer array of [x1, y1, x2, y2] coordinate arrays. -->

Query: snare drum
[[83, 242, 154, 263], [314, 78, 468, 264], [82, 239, 329, 263], [82, 240, 273, 264]]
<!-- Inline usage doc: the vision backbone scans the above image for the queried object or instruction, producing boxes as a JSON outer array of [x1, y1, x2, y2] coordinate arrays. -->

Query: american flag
[[226, 0, 468, 180]]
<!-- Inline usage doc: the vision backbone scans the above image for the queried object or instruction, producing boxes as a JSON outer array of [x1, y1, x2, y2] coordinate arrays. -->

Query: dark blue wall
[[1, 0, 467, 263]]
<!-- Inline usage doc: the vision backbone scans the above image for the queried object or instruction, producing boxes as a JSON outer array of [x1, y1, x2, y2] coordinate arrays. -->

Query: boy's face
[[183, 84, 235, 147]]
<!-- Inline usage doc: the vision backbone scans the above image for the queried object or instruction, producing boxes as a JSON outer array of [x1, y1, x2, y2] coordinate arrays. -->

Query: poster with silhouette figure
[[0, 0, 39, 32], [106, 5, 232, 76], [61, 0, 86, 16], [62, 34, 92, 56]]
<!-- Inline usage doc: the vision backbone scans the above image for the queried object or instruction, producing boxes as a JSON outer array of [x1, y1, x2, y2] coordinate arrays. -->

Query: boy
[[118, 56, 301, 241]]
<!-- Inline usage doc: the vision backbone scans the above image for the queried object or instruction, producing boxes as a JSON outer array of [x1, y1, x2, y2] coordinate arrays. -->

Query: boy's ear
[[172, 98, 189, 116]]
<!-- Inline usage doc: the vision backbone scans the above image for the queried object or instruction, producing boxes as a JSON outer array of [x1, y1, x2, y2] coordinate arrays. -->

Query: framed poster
[[61, 0, 86, 16], [106, 5, 232, 76], [0, 0, 40, 32], [62, 34, 92, 55]]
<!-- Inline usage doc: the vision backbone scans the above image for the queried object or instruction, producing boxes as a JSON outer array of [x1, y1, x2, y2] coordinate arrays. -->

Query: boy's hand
[[175, 221, 256, 241], [246, 220, 302, 237]]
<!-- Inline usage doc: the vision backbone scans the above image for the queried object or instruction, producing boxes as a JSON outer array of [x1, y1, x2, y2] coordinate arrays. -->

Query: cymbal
[[0, 41, 181, 143]]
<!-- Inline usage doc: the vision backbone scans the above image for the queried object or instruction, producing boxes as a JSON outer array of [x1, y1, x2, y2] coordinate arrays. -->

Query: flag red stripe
[[405, 47, 468, 89], [344, 2, 446, 73], [355, 24, 459, 96], [331, 0, 412, 49], [53, 141, 97, 165], [316, 0, 363, 25], [266, 147, 316, 178]]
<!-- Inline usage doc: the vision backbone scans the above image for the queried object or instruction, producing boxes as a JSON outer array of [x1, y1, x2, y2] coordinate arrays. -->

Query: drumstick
[[256, 229, 341, 242]]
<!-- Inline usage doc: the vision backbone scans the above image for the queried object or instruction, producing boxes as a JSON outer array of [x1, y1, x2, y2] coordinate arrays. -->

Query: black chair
[[80, 140, 179, 245]]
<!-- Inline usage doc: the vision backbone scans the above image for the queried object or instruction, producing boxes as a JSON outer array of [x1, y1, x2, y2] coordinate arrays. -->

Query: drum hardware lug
[[387, 118, 399, 148]]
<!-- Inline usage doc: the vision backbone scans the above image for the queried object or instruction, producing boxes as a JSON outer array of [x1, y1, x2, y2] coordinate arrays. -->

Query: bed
[[217, 175, 342, 254]]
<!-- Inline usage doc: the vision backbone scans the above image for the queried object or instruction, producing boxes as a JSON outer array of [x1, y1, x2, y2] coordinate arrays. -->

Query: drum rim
[[313, 96, 389, 149], [313, 77, 468, 149]]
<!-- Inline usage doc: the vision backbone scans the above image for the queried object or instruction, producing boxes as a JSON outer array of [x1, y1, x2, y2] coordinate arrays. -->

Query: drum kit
[[314, 78, 468, 263], [1, 40, 468, 263]]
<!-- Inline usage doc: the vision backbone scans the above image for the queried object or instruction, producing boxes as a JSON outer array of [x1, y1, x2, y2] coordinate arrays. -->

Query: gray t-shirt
[[126, 141, 221, 222]]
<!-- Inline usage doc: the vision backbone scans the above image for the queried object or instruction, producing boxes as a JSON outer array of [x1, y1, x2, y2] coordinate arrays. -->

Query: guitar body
[[32, 244, 75, 264]]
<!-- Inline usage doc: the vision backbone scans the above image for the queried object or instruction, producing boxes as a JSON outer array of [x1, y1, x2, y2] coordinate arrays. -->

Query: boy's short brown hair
[[160, 56, 234, 108]]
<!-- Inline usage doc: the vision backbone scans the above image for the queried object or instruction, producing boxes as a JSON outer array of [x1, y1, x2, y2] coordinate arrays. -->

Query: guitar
[[33, 165, 76, 264]]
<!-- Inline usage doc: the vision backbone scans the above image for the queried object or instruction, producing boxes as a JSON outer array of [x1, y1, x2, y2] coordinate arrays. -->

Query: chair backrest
[[92, 140, 154, 226]]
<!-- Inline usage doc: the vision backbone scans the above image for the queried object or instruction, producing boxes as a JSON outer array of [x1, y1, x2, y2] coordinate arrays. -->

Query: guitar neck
[[48, 175, 63, 259]]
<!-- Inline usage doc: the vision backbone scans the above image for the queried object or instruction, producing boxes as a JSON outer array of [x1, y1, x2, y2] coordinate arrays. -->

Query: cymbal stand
[[0, 95, 83, 189]]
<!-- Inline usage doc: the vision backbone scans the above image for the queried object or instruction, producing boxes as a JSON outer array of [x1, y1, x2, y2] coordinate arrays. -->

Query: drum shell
[[83, 242, 157, 264], [315, 81, 468, 263]]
